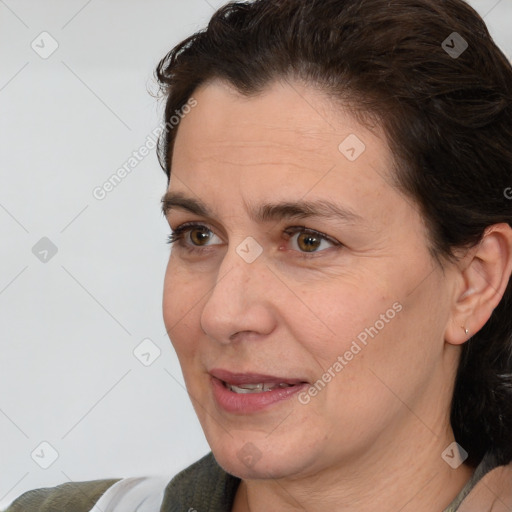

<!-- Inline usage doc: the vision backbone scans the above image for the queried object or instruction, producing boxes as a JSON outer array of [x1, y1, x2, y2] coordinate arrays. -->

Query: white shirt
[[88, 476, 169, 512]]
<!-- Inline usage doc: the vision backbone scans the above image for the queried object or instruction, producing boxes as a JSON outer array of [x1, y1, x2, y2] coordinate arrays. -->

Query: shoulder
[[458, 456, 512, 512], [3, 454, 239, 512], [4, 478, 121, 512], [161, 452, 240, 511]]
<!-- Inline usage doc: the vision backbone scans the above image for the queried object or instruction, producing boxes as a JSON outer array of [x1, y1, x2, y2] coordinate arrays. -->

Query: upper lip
[[210, 369, 308, 386]]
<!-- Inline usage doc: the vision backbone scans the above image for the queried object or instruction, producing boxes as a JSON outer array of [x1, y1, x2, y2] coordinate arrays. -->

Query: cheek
[[285, 268, 435, 402], [162, 258, 204, 358], [284, 277, 398, 362], [312, 276, 446, 425]]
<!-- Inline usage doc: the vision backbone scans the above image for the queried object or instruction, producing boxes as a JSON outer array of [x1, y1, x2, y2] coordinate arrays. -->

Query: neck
[[232, 423, 474, 512]]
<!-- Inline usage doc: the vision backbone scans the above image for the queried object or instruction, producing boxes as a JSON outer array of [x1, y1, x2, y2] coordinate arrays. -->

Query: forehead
[[169, 79, 400, 218], [172, 78, 391, 170]]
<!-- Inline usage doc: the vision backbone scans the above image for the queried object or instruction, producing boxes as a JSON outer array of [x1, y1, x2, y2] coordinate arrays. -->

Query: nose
[[200, 246, 276, 344]]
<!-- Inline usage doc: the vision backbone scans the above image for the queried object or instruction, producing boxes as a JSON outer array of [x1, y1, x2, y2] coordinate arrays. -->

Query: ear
[[445, 223, 512, 346]]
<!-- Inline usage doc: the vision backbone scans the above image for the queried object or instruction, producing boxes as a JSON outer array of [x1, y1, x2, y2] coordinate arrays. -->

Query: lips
[[209, 369, 309, 413], [210, 369, 307, 390]]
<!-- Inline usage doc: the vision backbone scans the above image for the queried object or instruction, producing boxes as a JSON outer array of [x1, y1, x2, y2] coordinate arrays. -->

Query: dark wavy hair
[[154, 0, 512, 467]]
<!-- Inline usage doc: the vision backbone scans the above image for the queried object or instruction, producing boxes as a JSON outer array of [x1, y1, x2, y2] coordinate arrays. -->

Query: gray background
[[0, 0, 511, 508]]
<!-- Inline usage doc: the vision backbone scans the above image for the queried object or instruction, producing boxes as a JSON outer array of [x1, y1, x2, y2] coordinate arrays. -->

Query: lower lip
[[211, 377, 308, 414]]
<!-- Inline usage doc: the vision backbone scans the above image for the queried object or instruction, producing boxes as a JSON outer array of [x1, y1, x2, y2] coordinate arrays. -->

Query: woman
[[6, 0, 512, 510]]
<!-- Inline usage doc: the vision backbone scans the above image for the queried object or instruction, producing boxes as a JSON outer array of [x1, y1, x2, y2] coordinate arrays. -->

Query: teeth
[[226, 382, 294, 394]]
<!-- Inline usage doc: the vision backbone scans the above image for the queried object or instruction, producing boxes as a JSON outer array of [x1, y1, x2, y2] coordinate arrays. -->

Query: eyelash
[[166, 222, 207, 249], [166, 222, 342, 257]]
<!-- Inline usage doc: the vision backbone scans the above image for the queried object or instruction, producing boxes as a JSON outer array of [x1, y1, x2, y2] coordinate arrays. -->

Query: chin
[[209, 436, 314, 480]]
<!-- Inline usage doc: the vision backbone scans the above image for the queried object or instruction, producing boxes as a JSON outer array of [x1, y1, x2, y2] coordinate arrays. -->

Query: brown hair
[[155, 0, 512, 467]]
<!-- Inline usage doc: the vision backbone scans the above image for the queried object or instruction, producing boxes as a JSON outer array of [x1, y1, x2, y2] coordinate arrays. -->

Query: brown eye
[[296, 232, 322, 252], [285, 227, 339, 254], [167, 223, 223, 250], [189, 226, 213, 246]]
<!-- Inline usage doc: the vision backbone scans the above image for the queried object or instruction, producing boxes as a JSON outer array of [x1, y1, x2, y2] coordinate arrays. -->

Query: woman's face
[[162, 79, 460, 479]]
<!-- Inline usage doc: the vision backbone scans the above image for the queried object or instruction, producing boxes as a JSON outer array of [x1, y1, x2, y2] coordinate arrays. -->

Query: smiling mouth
[[210, 369, 308, 394], [224, 382, 296, 394], [209, 369, 309, 413]]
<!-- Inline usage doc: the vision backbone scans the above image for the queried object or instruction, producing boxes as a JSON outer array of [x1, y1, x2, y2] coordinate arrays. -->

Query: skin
[[162, 78, 512, 512]]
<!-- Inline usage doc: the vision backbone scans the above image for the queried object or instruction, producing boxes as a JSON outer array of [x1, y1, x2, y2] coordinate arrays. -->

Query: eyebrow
[[161, 191, 364, 224], [162, 191, 212, 217]]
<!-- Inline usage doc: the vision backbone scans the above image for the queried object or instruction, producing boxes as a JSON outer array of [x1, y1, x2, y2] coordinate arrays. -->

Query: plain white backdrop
[[0, 0, 511, 508]]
